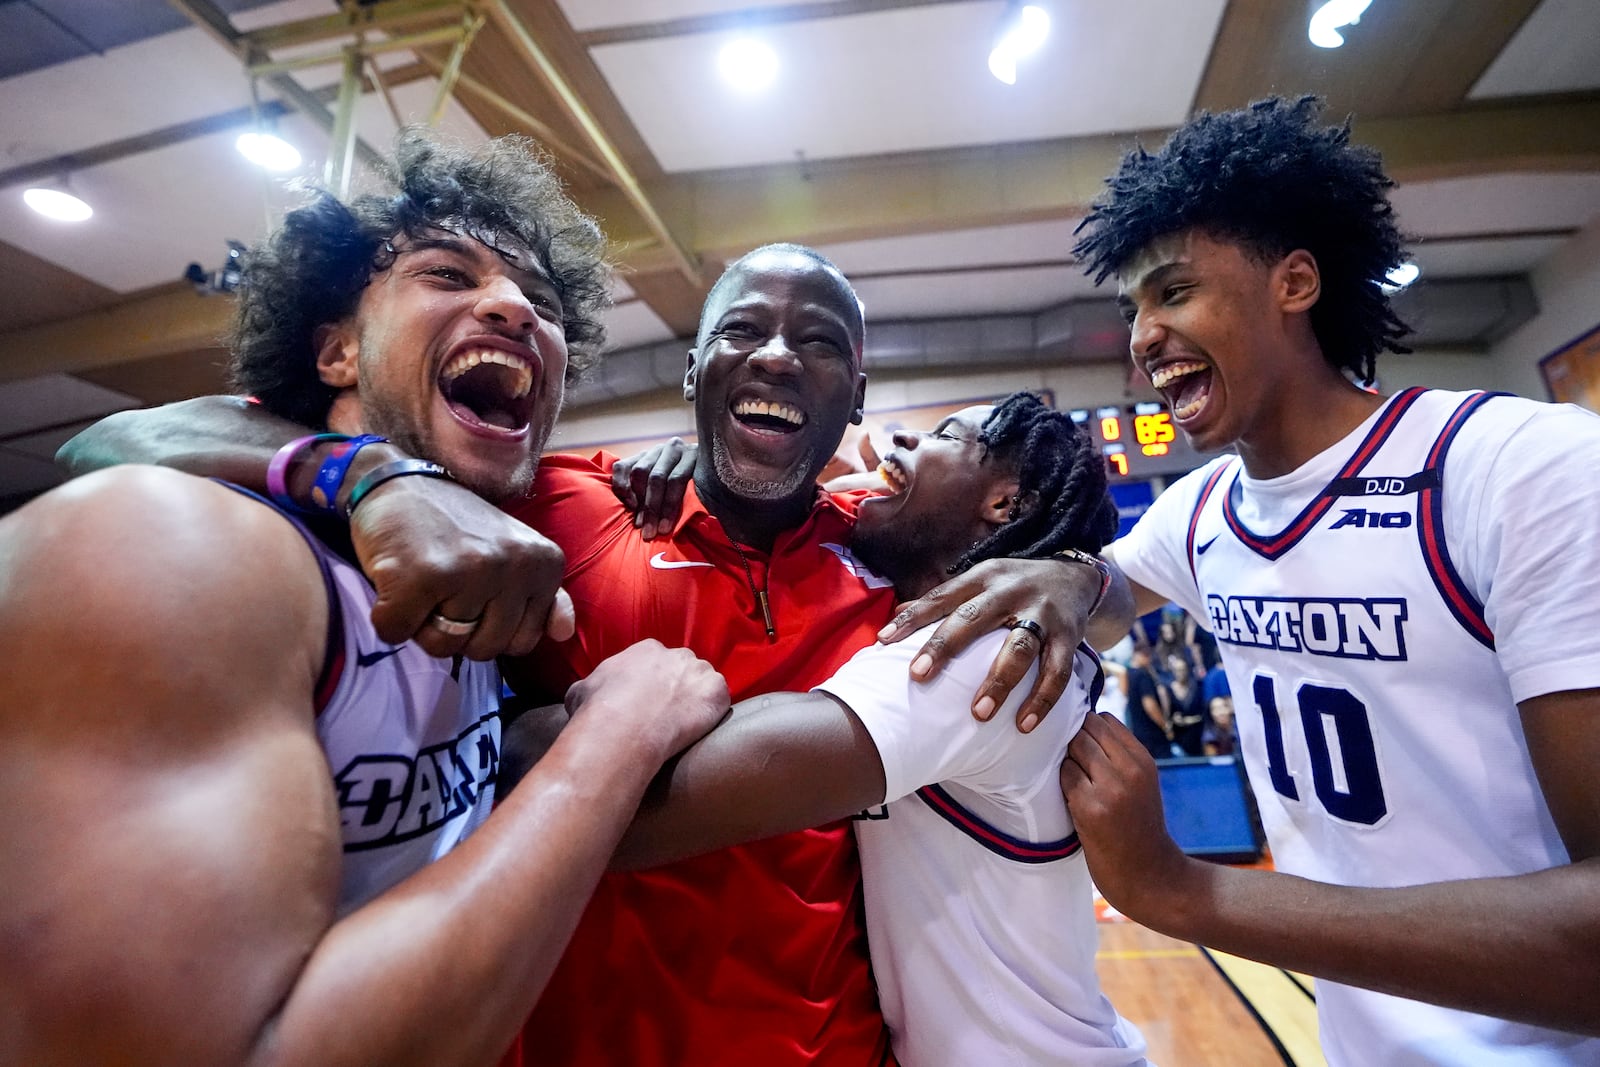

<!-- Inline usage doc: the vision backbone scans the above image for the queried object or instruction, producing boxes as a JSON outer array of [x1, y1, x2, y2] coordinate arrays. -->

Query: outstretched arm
[[58, 397, 569, 660], [0, 469, 728, 1066], [607, 690, 887, 870], [58, 395, 312, 482], [1060, 706, 1600, 1035]]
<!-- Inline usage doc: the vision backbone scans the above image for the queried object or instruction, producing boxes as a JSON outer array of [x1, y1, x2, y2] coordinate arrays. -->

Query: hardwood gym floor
[[1096, 906, 1325, 1066]]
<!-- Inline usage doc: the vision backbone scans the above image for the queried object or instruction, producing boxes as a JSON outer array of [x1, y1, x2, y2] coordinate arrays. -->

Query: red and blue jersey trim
[[913, 643, 1098, 865], [915, 783, 1082, 864], [1186, 461, 1234, 585], [1418, 391, 1501, 650], [215, 481, 347, 714], [1222, 386, 1428, 561]]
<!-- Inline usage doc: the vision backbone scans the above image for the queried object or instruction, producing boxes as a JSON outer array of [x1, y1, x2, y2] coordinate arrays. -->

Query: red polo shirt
[[501, 451, 895, 1066]]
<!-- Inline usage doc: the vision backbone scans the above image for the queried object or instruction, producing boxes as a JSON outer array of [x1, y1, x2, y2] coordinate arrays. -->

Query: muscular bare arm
[[58, 396, 570, 660], [1060, 701, 1600, 1035], [0, 468, 727, 1067], [58, 394, 310, 483]]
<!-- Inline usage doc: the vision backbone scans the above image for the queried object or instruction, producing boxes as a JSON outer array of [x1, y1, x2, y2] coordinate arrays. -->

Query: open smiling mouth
[[440, 348, 536, 432], [1149, 360, 1213, 421], [867, 457, 909, 497], [731, 397, 808, 436]]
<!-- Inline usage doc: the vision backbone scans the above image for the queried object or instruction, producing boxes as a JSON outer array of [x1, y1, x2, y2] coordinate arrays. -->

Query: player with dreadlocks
[[500, 390, 1148, 1067], [1055, 96, 1600, 1062]]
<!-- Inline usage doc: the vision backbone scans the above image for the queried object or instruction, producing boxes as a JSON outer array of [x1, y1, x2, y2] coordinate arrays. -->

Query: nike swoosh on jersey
[[649, 552, 715, 570], [356, 646, 403, 668], [1196, 534, 1220, 556]]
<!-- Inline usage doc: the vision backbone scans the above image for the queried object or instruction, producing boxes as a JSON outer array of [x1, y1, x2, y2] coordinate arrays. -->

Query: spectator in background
[[1164, 652, 1208, 757], [1203, 694, 1237, 757], [1123, 644, 1171, 760], [1151, 616, 1193, 683]]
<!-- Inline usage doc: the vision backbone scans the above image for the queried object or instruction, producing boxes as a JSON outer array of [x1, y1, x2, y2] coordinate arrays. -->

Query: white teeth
[[879, 460, 908, 492], [1149, 360, 1207, 390], [1174, 397, 1205, 420], [440, 348, 534, 400], [733, 399, 806, 426]]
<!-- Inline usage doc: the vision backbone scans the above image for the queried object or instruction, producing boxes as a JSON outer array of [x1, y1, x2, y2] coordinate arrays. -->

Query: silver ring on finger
[[426, 610, 482, 637]]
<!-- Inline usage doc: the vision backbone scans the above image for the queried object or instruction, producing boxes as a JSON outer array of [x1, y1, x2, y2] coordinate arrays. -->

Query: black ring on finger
[[1009, 617, 1045, 642]]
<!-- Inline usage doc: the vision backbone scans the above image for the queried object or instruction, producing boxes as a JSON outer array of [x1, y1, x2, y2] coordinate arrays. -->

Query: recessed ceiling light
[[719, 38, 778, 92], [23, 186, 92, 222], [1308, 0, 1372, 49], [237, 131, 302, 171], [989, 4, 1050, 85]]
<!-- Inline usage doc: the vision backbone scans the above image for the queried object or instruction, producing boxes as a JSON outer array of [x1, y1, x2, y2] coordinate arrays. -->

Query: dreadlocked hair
[[230, 127, 610, 427], [951, 392, 1120, 575], [1072, 95, 1411, 385]]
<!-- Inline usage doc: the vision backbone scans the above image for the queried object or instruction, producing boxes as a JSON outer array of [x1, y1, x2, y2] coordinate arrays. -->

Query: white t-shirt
[[817, 627, 1147, 1067], [1113, 388, 1600, 1066]]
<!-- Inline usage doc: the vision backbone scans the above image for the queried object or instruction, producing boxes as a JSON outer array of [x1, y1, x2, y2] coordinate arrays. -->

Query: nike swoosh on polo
[[650, 552, 715, 570], [357, 646, 403, 668], [1196, 535, 1220, 556]]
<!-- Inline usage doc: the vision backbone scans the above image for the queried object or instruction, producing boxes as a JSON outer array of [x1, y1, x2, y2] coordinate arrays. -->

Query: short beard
[[709, 433, 819, 502]]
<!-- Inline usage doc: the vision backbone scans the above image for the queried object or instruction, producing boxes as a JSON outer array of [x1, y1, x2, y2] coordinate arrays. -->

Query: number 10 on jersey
[[1251, 673, 1389, 826]]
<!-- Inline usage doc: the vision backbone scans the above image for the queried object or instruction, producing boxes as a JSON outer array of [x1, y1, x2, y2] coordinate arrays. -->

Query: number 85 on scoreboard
[[1070, 401, 1190, 480]]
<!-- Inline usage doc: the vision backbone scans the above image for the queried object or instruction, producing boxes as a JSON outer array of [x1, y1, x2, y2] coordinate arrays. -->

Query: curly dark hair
[[953, 392, 1120, 573], [230, 128, 610, 427], [1073, 95, 1411, 384]]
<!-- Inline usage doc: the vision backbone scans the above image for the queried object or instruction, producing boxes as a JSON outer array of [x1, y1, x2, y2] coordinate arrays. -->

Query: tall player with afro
[[1060, 96, 1600, 1064]]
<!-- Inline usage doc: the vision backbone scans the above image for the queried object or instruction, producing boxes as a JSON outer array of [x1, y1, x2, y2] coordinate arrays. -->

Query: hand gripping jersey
[[1114, 389, 1600, 1066], [817, 627, 1147, 1067], [232, 487, 502, 917]]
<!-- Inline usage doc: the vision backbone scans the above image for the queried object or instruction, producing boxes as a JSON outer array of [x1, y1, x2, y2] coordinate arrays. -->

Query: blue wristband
[[308, 433, 388, 514], [267, 433, 348, 513]]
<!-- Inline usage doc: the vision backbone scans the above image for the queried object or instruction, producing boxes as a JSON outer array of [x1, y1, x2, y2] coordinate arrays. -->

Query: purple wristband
[[266, 433, 348, 513]]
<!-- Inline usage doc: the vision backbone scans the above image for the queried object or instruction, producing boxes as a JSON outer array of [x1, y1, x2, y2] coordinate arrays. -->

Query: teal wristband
[[343, 458, 451, 517]]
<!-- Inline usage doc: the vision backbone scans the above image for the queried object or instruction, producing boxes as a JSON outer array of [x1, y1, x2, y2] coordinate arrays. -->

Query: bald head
[[696, 244, 864, 363]]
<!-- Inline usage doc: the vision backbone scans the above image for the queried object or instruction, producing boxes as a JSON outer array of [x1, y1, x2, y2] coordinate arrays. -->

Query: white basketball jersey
[[818, 628, 1146, 1067], [236, 488, 503, 917], [1117, 389, 1600, 1066]]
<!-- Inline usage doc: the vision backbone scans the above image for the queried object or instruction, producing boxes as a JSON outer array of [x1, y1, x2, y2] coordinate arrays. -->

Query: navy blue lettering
[[1206, 595, 1407, 661], [331, 713, 500, 852]]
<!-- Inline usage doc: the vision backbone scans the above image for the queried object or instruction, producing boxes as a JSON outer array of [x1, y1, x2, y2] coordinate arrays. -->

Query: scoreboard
[[1069, 400, 1210, 481]]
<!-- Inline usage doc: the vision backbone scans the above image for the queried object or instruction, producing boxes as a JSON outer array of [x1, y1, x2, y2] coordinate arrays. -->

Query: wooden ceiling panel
[[0, 238, 119, 334], [621, 258, 724, 337], [1195, 0, 1543, 118], [74, 346, 233, 406], [475, 0, 665, 188]]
